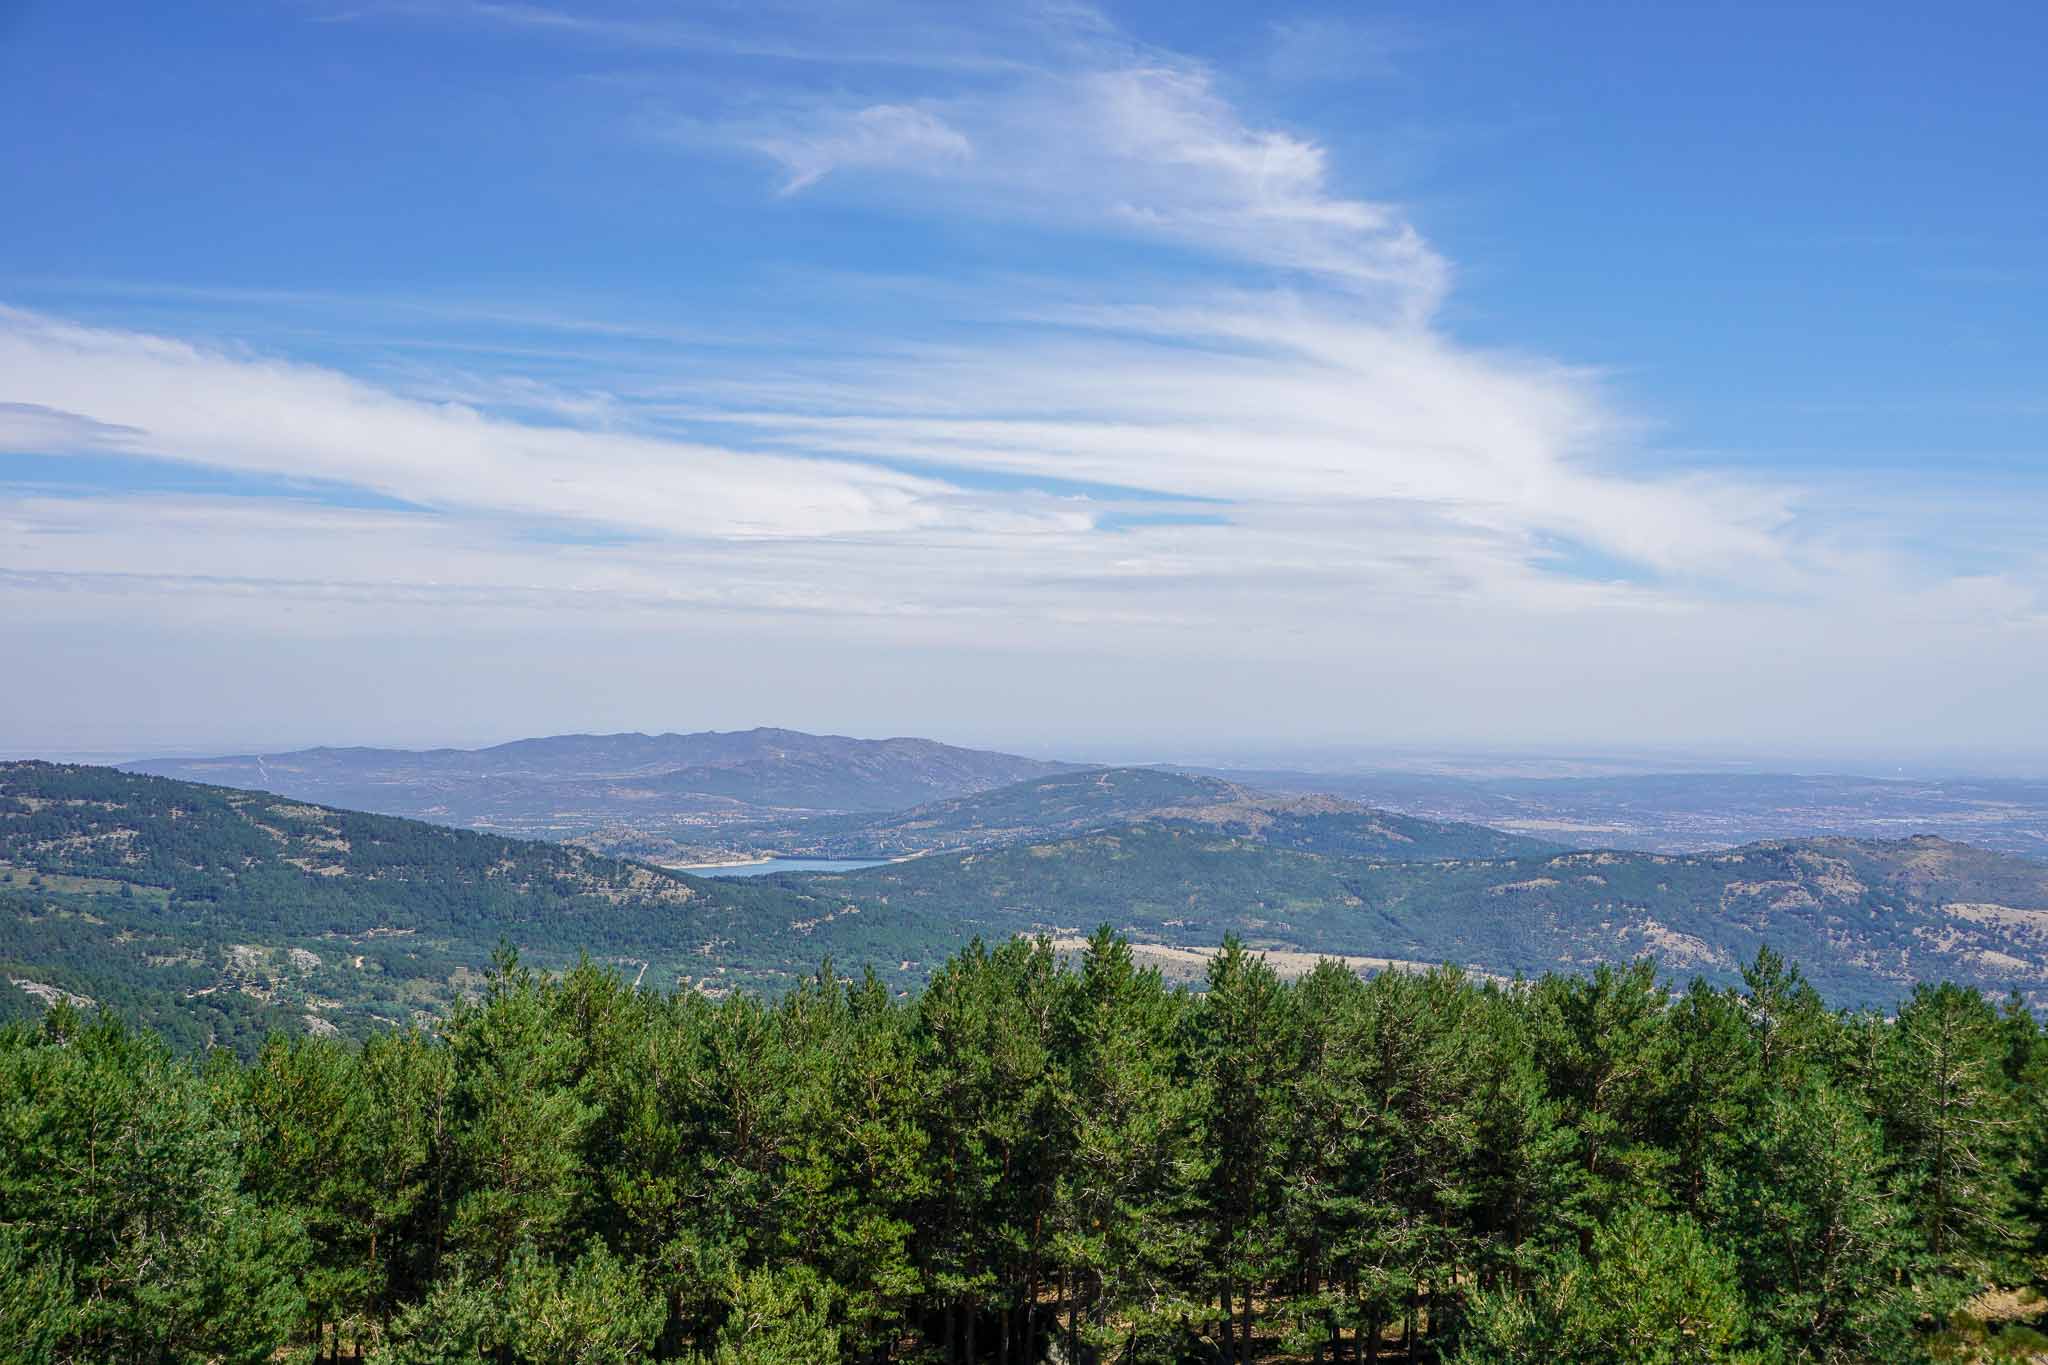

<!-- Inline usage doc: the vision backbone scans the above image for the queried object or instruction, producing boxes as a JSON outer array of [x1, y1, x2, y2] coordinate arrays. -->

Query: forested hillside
[[798, 825, 2048, 1008], [722, 767, 1556, 861], [4, 936, 2046, 1362], [0, 762, 856, 1051]]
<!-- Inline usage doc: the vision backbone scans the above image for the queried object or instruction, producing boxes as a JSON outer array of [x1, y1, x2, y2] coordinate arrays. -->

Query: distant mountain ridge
[[1194, 767, 2048, 861], [124, 728, 1078, 842], [730, 767, 1558, 861], [128, 737, 2048, 865]]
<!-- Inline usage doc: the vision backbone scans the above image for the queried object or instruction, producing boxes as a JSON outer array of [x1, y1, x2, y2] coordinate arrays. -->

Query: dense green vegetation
[[0, 762, 878, 1048], [5, 936, 2047, 1362], [802, 825, 2048, 1008]]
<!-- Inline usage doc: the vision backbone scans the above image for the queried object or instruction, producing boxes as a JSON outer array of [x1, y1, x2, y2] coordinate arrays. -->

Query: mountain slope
[[733, 766, 1558, 860], [124, 729, 1077, 842], [784, 826, 2048, 1008], [0, 762, 875, 1052]]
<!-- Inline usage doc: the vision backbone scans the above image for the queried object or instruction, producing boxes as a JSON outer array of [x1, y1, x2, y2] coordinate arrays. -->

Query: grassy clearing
[[0, 863, 170, 906]]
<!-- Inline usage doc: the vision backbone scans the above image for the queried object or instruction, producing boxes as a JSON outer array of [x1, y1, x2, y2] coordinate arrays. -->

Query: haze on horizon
[[2, 3, 2043, 765]]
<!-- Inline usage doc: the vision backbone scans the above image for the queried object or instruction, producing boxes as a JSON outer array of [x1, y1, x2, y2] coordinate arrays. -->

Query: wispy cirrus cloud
[[0, 306, 1010, 542], [741, 103, 974, 193], [694, 44, 1448, 312], [0, 401, 145, 454], [0, 287, 1819, 636], [665, 297, 1799, 587]]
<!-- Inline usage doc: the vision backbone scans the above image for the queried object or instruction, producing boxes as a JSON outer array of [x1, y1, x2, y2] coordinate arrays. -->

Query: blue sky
[[2, 1, 2044, 760]]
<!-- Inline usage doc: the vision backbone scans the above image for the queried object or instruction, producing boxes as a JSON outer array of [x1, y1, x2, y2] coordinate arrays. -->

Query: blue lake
[[684, 858, 889, 878]]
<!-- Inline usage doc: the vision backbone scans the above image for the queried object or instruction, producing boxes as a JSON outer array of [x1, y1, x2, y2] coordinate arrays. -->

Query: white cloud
[[703, 21, 1448, 315], [2, 285, 1810, 632], [639, 295, 1802, 590], [0, 401, 143, 453], [747, 103, 974, 192], [0, 306, 1009, 543]]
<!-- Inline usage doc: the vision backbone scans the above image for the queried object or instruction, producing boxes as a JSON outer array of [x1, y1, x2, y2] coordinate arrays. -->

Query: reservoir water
[[681, 858, 889, 878]]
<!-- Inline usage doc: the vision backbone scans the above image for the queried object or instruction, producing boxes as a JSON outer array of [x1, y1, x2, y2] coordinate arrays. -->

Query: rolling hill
[[0, 761, 891, 1052], [124, 728, 1077, 845], [728, 766, 1559, 860], [782, 824, 2048, 1008]]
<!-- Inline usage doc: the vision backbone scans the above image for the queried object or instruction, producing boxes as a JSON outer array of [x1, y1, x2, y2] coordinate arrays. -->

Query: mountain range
[[125, 728, 1075, 849], [127, 732, 2048, 865], [10, 758, 2048, 1051]]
